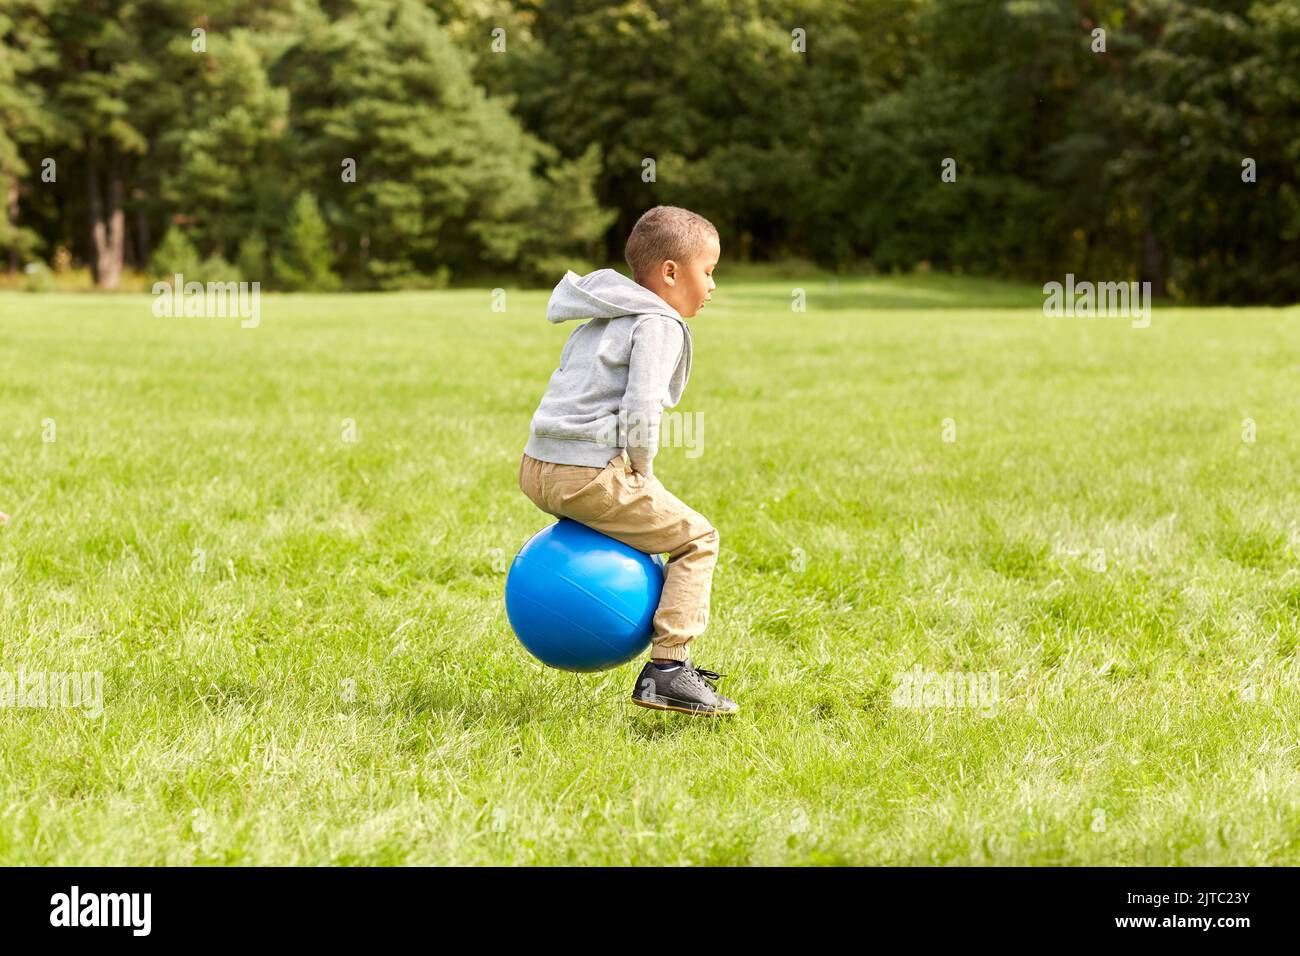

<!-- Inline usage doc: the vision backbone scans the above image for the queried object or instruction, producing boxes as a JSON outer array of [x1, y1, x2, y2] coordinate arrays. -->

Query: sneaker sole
[[630, 695, 738, 716]]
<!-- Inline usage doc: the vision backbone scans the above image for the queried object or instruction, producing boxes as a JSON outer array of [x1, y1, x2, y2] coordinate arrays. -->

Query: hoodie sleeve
[[620, 316, 685, 477]]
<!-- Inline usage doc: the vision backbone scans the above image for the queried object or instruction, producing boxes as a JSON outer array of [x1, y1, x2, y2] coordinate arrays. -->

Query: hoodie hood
[[546, 268, 683, 324]]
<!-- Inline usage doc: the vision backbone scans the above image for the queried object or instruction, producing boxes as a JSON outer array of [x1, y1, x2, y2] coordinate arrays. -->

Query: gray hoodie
[[523, 268, 693, 475]]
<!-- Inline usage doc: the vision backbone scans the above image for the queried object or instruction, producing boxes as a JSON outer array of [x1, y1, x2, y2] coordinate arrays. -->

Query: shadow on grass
[[164, 661, 731, 735], [381, 673, 734, 739]]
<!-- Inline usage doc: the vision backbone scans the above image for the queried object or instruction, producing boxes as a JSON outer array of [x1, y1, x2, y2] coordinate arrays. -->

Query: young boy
[[517, 205, 737, 716]]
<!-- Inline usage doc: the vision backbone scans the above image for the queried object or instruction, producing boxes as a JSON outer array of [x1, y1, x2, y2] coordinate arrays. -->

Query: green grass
[[1, 273, 1298, 865]]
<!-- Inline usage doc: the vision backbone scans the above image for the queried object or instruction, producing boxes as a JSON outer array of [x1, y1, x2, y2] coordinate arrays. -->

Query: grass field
[[2, 275, 1298, 865]]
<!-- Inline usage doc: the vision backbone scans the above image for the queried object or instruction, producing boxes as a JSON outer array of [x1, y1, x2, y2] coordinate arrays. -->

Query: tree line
[[1, 0, 1296, 302]]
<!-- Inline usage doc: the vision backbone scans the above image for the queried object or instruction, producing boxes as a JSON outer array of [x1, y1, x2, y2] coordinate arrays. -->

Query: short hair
[[624, 206, 719, 281]]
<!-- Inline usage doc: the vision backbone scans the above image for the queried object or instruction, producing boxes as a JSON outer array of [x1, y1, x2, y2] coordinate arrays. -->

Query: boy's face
[[651, 236, 719, 318]]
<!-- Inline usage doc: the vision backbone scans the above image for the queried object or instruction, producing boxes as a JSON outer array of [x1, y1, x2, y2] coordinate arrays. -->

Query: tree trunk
[[87, 139, 106, 284], [104, 146, 125, 289], [133, 190, 150, 269], [1139, 230, 1167, 298], [6, 176, 18, 274], [85, 138, 125, 290]]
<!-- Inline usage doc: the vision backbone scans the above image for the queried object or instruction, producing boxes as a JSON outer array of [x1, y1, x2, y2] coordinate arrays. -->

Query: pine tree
[[24, 1, 208, 288], [236, 233, 269, 285], [0, 2, 53, 272], [271, 0, 593, 286], [147, 228, 201, 285], [272, 193, 340, 291]]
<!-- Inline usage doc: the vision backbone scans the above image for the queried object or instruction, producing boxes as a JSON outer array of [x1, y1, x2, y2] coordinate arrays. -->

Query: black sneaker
[[630, 658, 739, 716]]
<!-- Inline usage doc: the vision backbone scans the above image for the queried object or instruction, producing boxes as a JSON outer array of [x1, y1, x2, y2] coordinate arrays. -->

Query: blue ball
[[505, 519, 665, 672]]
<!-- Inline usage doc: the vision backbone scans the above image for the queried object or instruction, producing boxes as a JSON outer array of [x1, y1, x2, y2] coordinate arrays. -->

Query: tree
[[0, 1, 54, 271], [271, 192, 339, 291], [512, 144, 617, 280], [1098, 0, 1300, 302], [20, 1, 210, 287], [0, 0, 1294, 300], [269, 0, 603, 286], [147, 226, 201, 282], [155, 25, 291, 265]]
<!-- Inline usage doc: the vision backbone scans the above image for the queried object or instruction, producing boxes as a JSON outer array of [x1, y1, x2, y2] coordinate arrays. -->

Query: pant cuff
[[650, 642, 690, 662]]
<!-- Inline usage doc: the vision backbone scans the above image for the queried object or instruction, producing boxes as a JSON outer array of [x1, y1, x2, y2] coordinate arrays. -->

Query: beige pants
[[518, 452, 718, 663]]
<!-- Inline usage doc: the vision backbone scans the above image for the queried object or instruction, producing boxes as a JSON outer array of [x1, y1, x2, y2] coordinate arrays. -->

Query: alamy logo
[[50, 886, 151, 936], [592, 410, 704, 458], [0, 669, 103, 717], [891, 664, 999, 716], [1042, 273, 1151, 328], [152, 273, 260, 329]]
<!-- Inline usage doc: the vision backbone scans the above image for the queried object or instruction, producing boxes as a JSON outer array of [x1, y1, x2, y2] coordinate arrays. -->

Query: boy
[[517, 205, 737, 716]]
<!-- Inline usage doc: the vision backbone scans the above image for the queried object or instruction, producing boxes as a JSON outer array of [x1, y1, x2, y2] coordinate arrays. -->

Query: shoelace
[[690, 665, 725, 690]]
